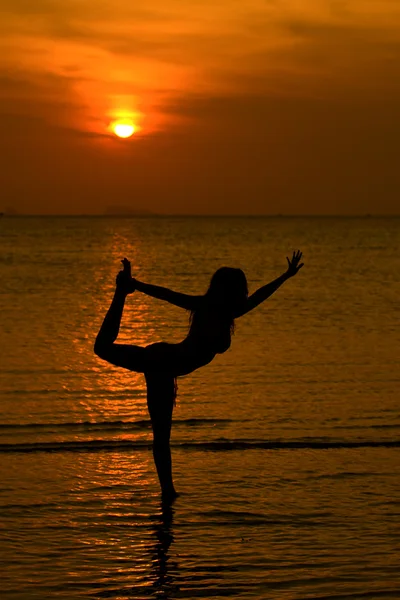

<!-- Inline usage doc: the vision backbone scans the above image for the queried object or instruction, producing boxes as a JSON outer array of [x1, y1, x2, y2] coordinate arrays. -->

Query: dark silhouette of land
[[1, 206, 19, 216], [104, 205, 157, 216]]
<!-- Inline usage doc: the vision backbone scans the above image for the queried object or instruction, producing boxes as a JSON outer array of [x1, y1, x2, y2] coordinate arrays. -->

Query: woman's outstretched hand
[[116, 258, 136, 295], [285, 250, 304, 277]]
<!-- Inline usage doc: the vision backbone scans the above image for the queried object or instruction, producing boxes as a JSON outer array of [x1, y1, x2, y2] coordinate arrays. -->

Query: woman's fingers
[[287, 251, 304, 271], [294, 250, 302, 264], [288, 250, 302, 262]]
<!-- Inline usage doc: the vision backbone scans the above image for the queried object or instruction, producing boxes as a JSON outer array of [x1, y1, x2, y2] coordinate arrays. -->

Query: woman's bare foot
[[161, 489, 180, 505], [121, 257, 131, 277]]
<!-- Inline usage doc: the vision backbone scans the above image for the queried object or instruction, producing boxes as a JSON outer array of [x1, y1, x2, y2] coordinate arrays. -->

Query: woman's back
[[186, 299, 232, 355]]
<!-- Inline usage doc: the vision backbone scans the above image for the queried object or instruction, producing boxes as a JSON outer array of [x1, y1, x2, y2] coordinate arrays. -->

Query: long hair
[[189, 267, 248, 334]]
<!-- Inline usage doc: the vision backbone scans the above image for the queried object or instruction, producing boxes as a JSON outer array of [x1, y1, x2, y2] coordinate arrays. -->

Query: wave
[[1, 419, 398, 433], [0, 417, 234, 432], [0, 438, 399, 454]]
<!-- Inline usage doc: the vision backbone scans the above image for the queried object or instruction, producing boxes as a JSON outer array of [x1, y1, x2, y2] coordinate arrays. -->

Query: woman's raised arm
[[235, 250, 303, 318], [118, 257, 202, 311]]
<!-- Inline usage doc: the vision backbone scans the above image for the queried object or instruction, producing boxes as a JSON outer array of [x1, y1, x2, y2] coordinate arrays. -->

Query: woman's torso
[[146, 301, 232, 377], [186, 302, 232, 354], [179, 302, 232, 372]]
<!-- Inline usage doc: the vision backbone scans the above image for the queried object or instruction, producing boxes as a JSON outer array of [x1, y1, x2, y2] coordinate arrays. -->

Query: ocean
[[0, 216, 399, 599]]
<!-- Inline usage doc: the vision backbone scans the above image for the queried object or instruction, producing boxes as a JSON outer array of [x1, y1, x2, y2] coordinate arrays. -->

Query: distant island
[[1, 206, 20, 216], [104, 206, 157, 216], [0, 209, 398, 218]]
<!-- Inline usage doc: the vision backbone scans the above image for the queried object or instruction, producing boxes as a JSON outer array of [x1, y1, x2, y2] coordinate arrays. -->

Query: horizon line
[[1, 213, 399, 218]]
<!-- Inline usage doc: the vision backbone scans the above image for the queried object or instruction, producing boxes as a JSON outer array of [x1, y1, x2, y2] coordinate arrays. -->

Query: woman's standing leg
[[145, 372, 178, 503]]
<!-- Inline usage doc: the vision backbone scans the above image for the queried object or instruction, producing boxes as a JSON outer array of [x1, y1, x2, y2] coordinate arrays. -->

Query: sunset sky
[[1, 0, 400, 215]]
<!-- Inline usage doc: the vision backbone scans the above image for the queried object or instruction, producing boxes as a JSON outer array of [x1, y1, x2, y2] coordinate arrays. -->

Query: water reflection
[[146, 502, 180, 598]]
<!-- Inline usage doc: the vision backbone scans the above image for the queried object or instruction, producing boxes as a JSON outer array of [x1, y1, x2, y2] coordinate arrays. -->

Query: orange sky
[[1, 0, 400, 215]]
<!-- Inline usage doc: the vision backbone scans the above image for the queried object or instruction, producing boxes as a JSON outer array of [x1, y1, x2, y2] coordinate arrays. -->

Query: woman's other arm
[[135, 279, 202, 311], [235, 250, 304, 317]]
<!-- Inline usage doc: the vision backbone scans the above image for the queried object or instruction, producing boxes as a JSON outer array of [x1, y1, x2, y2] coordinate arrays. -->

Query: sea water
[[0, 216, 399, 599]]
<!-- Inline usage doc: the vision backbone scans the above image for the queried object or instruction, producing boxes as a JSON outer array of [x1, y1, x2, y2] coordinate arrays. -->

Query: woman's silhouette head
[[206, 267, 248, 312], [189, 267, 248, 334]]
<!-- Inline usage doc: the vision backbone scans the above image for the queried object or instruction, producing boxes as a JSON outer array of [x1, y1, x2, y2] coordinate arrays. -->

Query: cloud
[[2, 0, 400, 117], [1, 0, 400, 215], [1, 0, 400, 146]]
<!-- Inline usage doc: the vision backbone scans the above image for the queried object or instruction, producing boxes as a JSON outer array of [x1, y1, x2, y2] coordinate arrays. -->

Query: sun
[[112, 121, 135, 138]]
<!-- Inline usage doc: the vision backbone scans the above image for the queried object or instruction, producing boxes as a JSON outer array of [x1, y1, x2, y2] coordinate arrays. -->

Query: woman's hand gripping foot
[[116, 257, 136, 295]]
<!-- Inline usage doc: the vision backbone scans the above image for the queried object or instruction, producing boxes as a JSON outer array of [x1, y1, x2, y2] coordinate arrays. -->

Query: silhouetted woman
[[94, 251, 304, 502]]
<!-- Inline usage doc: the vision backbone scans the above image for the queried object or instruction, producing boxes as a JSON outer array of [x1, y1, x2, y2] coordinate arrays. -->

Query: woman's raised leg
[[145, 372, 178, 503], [94, 264, 150, 371]]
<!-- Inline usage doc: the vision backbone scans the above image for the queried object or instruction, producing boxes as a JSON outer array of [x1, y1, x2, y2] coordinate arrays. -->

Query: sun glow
[[112, 122, 135, 138]]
